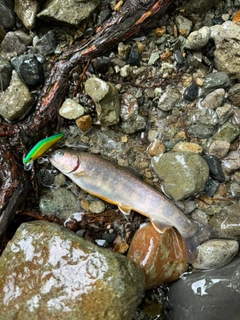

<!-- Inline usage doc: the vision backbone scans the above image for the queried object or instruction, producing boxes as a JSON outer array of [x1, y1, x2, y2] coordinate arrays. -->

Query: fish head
[[50, 149, 80, 174]]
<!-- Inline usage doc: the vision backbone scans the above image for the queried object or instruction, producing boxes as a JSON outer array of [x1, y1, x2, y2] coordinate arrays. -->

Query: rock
[[185, 26, 211, 50], [118, 42, 131, 60], [14, 30, 33, 46], [0, 221, 144, 320], [37, 0, 100, 27], [174, 49, 189, 70], [0, 55, 12, 90], [175, 15, 192, 37], [151, 151, 209, 200], [148, 51, 160, 66], [209, 203, 240, 240], [120, 114, 146, 134], [93, 56, 111, 74], [0, 70, 33, 121], [172, 142, 203, 154], [199, 72, 230, 97], [208, 140, 230, 158], [182, 81, 198, 102], [147, 140, 166, 156], [59, 98, 85, 120], [14, 0, 38, 30], [200, 88, 225, 109], [216, 103, 233, 125], [202, 155, 225, 182], [180, 0, 219, 15], [0, 0, 15, 29], [168, 257, 240, 320], [34, 30, 57, 56], [11, 54, 44, 86], [127, 223, 188, 290], [221, 150, 240, 176], [85, 77, 120, 126], [1, 31, 27, 57], [128, 43, 140, 67], [214, 21, 240, 80], [201, 177, 220, 197], [228, 83, 240, 106], [158, 87, 181, 111], [212, 17, 224, 25], [39, 187, 80, 219], [192, 239, 239, 269], [211, 121, 240, 143], [89, 200, 105, 214], [75, 114, 92, 132], [187, 108, 218, 138]]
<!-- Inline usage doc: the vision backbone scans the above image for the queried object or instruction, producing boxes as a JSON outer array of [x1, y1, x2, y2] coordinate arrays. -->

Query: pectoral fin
[[118, 204, 132, 215], [151, 219, 172, 234]]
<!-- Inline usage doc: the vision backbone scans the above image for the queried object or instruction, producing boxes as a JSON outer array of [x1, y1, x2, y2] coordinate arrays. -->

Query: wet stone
[[128, 43, 140, 67], [118, 42, 131, 60], [0, 0, 15, 29], [172, 142, 202, 154], [59, 98, 84, 120], [182, 81, 198, 102], [228, 83, 240, 106], [211, 121, 240, 143], [0, 221, 144, 320], [212, 17, 224, 25], [93, 56, 111, 74], [39, 187, 80, 219], [147, 139, 166, 156], [215, 103, 233, 125], [0, 55, 12, 91], [127, 223, 188, 290], [157, 87, 181, 111], [175, 15, 192, 37], [201, 177, 220, 197], [1, 31, 27, 56], [11, 54, 44, 86], [89, 200, 105, 214], [174, 49, 189, 70], [34, 30, 57, 56], [151, 151, 209, 200], [168, 257, 240, 320], [37, 0, 100, 27], [187, 108, 218, 138], [0, 70, 33, 121], [148, 51, 160, 66], [200, 88, 225, 109], [75, 114, 92, 132], [203, 154, 225, 182], [14, 0, 38, 30], [185, 26, 211, 50], [199, 72, 230, 97]]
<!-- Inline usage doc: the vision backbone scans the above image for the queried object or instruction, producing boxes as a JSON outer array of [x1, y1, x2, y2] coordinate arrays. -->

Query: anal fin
[[118, 204, 132, 215], [151, 219, 172, 234]]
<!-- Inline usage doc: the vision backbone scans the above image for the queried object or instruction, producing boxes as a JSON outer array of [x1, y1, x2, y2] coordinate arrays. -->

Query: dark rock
[[183, 81, 198, 102], [199, 72, 230, 97], [201, 177, 220, 197], [212, 17, 224, 25], [0, 55, 12, 90], [1, 31, 27, 56], [34, 30, 57, 56], [0, 0, 15, 29], [128, 43, 140, 67], [93, 56, 111, 74], [174, 49, 189, 70], [98, 4, 111, 24], [168, 257, 240, 320], [11, 54, 44, 86], [228, 83, 240, 107], [203, 154, 225, 182]]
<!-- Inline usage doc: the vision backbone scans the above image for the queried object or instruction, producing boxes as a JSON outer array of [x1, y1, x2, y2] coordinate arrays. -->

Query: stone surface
[[228, 83, 240, 106], [75, 114, 92, 132], [0, 0, 15, 29], [0, 55, 12, 90], [168, 257, 240, 320], [0, 70, 33, 121], [0, 221, 144, 320], [14, 0, 38, 30], [158, 87, 181, 111], [37, 0, 100, 27], [199, 72, 230, 97], [185, 26, 211, 50], [1, 31, 27, 57], [200, 88, 225, 109], [151, 151, 209, 200], [211, 121, 240, 143], [187, 108, 218, 138], [172, 142, 202, 154], [59, 98, 85, 119], [208, 140, 230, 158], [175, 15, 192, 37], [127, 223, 188, 290], [34, 30, 57, 56], [85, 77, 120, 126]]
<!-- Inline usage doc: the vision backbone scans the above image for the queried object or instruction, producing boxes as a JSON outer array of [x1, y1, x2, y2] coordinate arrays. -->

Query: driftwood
[[0, 0, 174, 238]]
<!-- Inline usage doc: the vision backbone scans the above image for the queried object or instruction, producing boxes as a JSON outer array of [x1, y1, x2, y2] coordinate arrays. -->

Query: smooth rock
[[158, 87, 181, 111], [75, 114, 92, 132], [148, 51, 160, 66], [182, 81, 198, 102], [202, 154, 225, 182], [127, 223, 188, 290], [128, 43, 140, 67], [59, 98, 85, 120], [1, 31, 27, 56], [0, 70, 33, 121], [14, 30, 33, 46], [37, 0, 100, 27], [39, 187, 80, 219], [11, 54, 44, 86], [172, 142, 202, 154], [185, 26, 211, 50], [14, 0, 38, 30], [200, 88, 225, 109], [228, 83, 240, 106], [192, 239, 239, 269], [0, 0, 15, 29], [89, 200, 105, 214], [120, 114, 146, 134], [168, 257, 240, 320], [209, 203, 240, 240], [199, 72, 230, 97], [34, 30, 57, 56], [208, 140, 230, 158], [0, 221, 144, 320], [151, 151, 209, 200], [0, 55, 12, 90], [118, 42, 131, 60], [211, 121, 240, 143], [85, 77, 120, 126], [214, 21, 240, 80], [147, 139, 166, 156], [187, 108, 218, 138]]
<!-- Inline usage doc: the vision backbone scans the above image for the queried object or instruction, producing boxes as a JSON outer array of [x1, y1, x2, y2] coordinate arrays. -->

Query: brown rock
[[127, 223, 188, 290], [75, 114, 92, 131]]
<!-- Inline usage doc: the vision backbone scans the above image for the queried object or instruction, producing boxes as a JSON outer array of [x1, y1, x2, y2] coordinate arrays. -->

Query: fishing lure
[[23, 133, 64, 170]]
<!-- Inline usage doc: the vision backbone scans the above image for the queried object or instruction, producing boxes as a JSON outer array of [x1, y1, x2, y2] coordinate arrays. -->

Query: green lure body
[[23, 133, 64, 164]]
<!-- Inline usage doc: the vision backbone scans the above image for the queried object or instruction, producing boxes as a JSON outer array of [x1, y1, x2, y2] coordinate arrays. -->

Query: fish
[[49, 148, 213, 264]]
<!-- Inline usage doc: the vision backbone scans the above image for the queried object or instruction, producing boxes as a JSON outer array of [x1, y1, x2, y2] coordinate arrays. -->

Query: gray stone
[[192, 239, 239, 269], [168, 257, 240, 320], [39, 187, 80, 219], [34, 30, 57, 56], [212, 121, 240, 143], [228, 83, 240, 106], [37, 0, 100, 27], [59, 98, 85, 120], [200, 88, 225, 109], [0, 55, 12, 91], [221, 151, 240, 176], [14, 0, 38, 30], [151, 151, 209, 200], [175, 15, 192, 37], [214, 21, 240, 80], [0, 0, 15, 29], [89, 200, 105, 214], [148, 51, 160, 65], [0, 221, 144, 320], [185, 26, 211, 50], [199, 72, 230, 97], [85, 77, 120, 126], [208, 140, 230, 159], [0, 70, 33, 121], [158, 87, 181, 111], [215, 103, 233, 125], [187, 108, 218, 138], [1, 31, 27, 57]]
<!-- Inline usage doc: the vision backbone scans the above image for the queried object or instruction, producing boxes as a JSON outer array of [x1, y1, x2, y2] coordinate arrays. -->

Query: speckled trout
[[50, 148, 212, 263]]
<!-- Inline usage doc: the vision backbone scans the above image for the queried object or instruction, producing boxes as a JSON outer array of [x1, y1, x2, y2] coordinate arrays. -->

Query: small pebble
[[201, 177, 220, 197], [89, 200, 105, 214], [75, 114, 92, 132], [200, 88, 225, 109], [93, 56, 111, 73], [172, 142, 202, 154], [147, 140, 166, 156], [185, 26, 211, 50], [128, 43, 140, 67], [183, 81, 198, 102], [59, 98, 85, 119], [203, 154, 225, 182], [208, 140, 230, 158]]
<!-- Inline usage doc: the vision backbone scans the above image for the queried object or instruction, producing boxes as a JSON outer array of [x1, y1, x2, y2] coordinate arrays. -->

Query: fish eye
[[55, 150, 64, 157]]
